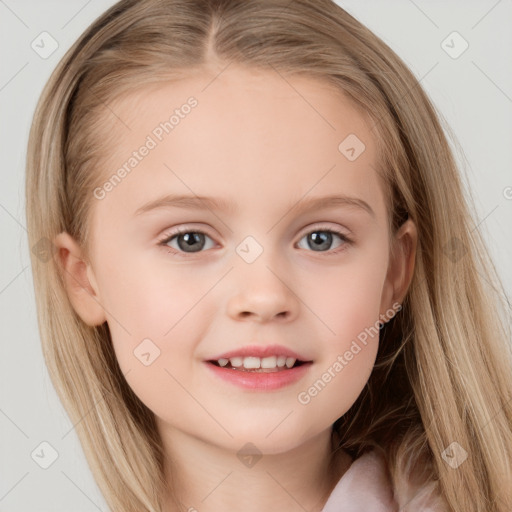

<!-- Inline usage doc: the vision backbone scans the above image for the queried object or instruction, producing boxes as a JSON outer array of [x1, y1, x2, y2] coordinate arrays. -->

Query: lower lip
[[204, 361, 313, 391]]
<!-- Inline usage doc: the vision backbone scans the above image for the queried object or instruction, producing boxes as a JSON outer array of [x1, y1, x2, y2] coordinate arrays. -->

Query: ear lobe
[[53, 231, 107, 327], [380, 218, 418, 316]]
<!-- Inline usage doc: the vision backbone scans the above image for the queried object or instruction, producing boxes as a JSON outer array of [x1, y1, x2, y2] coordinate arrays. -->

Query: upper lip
[[206, 344, 312, 362]]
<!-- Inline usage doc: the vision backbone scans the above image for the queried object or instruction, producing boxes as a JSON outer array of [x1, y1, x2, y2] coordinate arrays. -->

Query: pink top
[[321, 450, 447, 512]]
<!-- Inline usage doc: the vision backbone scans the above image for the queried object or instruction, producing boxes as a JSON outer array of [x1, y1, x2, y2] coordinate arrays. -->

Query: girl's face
[[56, 65, 416, 455]]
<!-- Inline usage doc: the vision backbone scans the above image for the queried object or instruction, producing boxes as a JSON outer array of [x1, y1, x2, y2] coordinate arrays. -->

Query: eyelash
[[157, 225, 353, 258]]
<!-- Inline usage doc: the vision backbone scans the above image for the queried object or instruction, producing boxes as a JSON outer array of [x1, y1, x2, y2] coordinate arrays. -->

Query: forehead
[[91, 65, 385, 224], [108, 66, 375, 152]]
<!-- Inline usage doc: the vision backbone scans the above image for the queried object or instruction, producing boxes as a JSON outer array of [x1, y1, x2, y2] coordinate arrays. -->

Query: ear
[[379, 218, 417, 318], [53, 231, 107, 327]]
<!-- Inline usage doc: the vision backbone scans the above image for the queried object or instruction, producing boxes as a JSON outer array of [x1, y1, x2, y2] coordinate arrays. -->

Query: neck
[[159, 426, 352, 512]]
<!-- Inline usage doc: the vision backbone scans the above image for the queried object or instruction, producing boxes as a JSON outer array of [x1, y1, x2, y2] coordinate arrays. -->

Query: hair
[[25, 0, 512, 511]]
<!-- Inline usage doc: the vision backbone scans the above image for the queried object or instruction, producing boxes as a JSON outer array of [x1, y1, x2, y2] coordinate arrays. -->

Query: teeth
[[230, 357, 243, 367], [243, 357, 260, 369], [261, 356, 277, 369], [216, 356, 298, 369]]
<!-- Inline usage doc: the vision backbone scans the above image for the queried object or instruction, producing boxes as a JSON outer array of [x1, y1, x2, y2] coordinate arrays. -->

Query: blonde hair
[[25, 0, 512, 511]]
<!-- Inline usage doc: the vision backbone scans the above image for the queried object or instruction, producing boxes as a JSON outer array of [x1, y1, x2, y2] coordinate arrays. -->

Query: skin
[[54, 64, 417, 511]]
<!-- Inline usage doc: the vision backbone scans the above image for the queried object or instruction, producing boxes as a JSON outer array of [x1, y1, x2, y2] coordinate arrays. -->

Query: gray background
[[1, 1, 511, 510]]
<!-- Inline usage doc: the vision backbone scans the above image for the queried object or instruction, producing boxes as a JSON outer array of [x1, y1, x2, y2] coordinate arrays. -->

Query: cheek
[[97, 259, 211, 409], [297, 340, 378, 430], [296, 252, 386, 418], [305, 251, 387, 345], [99, 252, 205, 338], [298, 301, 381, 425], [105, 287, 197, 423]]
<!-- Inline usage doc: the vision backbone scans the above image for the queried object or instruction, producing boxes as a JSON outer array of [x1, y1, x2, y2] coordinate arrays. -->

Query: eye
[[296, 225, 353, 254], [158, 227, 216, 256], [157, 224, 353, 258]]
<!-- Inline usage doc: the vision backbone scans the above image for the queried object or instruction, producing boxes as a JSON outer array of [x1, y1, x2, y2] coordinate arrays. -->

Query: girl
[[25, 0, 512, 511]]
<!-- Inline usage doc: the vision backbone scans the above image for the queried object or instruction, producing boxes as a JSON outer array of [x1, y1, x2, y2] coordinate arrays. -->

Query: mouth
[[204, 356, 313, 391]]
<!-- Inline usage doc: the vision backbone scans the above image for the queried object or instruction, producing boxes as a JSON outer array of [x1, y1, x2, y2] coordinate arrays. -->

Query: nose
[[226, 261, 298, 323]]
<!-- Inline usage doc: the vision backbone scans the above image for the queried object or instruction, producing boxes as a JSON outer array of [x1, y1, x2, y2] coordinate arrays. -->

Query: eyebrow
[[133, 193, 375, 219]]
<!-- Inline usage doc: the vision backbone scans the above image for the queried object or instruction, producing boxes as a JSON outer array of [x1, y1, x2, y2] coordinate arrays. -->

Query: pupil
[[309, 232, 332, 251], [178, 232, 205, 252]]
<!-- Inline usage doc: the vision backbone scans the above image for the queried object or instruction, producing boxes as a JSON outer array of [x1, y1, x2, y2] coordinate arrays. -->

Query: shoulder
[[391, 449, 449, 512], [322, 450, 395, 511], [393, 471, 449, 512], [322, 449, 449, 512]]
